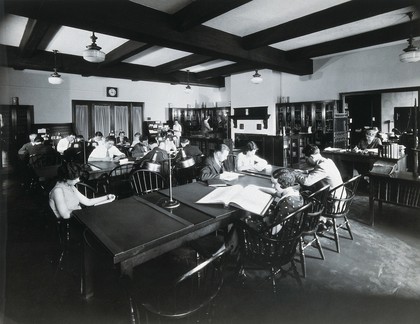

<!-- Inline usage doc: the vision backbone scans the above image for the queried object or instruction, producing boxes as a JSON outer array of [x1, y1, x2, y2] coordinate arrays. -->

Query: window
[[72, 100, 144, 140]]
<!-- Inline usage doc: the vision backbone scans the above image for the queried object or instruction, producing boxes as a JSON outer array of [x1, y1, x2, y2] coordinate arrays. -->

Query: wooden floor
[[1, 169, 420, 324]]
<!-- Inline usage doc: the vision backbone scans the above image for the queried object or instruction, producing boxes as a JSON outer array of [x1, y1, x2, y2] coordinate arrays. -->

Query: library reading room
[[1, 1, 420, 323]]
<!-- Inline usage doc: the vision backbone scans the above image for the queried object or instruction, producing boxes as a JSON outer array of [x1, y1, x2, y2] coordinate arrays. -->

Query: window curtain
[[114, 105, 129, 135], [94, 105, 111, 137], [74, 105, 89, 139], [132, 106, 143, 135]]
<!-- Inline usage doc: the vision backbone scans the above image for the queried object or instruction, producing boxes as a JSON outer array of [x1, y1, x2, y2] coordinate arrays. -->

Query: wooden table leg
[[80, 236, 95, 300]]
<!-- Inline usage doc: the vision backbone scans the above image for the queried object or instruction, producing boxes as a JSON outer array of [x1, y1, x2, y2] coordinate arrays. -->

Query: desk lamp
[[144, 152, 161, 173], [162, 149, 195, 209]]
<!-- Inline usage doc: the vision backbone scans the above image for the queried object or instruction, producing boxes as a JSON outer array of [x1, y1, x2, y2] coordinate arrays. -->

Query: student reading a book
[[235, 141, 268, 172], [353, 127, 382, 153], [49, 162, 115, 219], [295, 144, 344, 232], [199, 143, 230, 181]]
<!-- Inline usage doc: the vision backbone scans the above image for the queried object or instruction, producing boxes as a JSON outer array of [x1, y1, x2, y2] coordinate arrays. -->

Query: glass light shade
[[83, 47, 106, 63], [184, 85, 192, 94], [251, 71, 263, 84], [399, 45, 420, 63], [48, 70, 63, 84]]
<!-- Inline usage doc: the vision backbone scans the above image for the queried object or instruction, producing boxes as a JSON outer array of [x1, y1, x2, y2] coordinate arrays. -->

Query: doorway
[[345, 94, 381, 147]]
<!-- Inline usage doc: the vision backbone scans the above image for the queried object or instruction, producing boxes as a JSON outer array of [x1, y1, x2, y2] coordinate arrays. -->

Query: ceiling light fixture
[[185, 70, 192, 94], [83, 32, 105, 63], [48, 50, 63, 85], [400, 12, 420, 63], [251, 70, 263, 84]]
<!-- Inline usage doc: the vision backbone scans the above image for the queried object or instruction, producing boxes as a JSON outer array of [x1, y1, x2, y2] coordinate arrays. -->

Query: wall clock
[[106, 87, 118, 97]]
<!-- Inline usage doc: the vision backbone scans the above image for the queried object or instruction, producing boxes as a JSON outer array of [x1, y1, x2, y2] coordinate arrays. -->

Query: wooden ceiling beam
[[242, 0, 416, 50], [5, 0, 313, 76], [173, 0, 252, 31], [195, 62, 255, 80], [100, 40, 152, 67], [288, 20, 420, 59], [0, 45, 224, 87], [154, 54, 213, 74], [19, 18, 60, 57]]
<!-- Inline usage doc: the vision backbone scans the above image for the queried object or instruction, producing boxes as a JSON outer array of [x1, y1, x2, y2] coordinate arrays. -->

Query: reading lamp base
[[162, 199, 180, 209]]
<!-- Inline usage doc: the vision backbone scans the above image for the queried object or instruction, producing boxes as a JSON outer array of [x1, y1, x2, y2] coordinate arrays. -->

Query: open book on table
[[196, 184, 274, 216]]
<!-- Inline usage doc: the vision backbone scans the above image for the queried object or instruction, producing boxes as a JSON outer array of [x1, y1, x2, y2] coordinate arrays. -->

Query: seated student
[[89, 131, 105, 147], [88, 136, 126, 162], [56, 134, 76, 154], [235, 141, 268, 171], [28, 135, 59, 166], [295, 144, 343, 193], [179, 137, 202, 163], [199, 143, 230, 181], [130, 132, 141, 148], [353, 127, 382, 153], [18, 133, 37, 161], [116, 131, 130, 147], [131, 135, 150, 158], [49, 162, 115, 219]]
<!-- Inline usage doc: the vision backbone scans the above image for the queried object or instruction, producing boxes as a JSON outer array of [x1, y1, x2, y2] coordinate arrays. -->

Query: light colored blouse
[[49, 182, 81, 218], [236, 152, 268, 171]]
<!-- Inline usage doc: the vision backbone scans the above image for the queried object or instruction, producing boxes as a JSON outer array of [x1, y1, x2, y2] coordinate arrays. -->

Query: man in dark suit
[[199, 143, 230, 181]]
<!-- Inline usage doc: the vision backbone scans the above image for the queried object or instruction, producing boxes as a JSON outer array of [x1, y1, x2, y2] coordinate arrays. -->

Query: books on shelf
[[196, 184, 274, 215]]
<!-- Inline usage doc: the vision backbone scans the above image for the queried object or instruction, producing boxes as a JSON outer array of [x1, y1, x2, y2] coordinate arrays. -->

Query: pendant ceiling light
[[48, 50, 63, 85], [185, 70, 192, 94], [251, 70, 263, 84], [400, 12, 420, 63], [83, 32, 105, 63]]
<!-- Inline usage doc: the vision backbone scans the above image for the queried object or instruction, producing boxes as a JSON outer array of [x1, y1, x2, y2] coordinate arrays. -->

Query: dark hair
[[215, 143, 229, 153], [76, 135, 84, 140], [95, 131, 103, 137], [57, 162, 81, 181], [302, 144, 320, 157], [105, 136, 116, 143], [272, 168, 296, 188], [34, 135, 44, 143], [119, 131, 125, 136], [140, 134, 148, 142], [180, 137, 189, 144], [243, 141, 258, 153], [134, 132, 141, 137]]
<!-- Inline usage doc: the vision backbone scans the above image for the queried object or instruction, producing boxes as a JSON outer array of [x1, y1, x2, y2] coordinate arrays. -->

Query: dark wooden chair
[[130, 169, 166, 195], [75, 182, 97, 199], [236, 202, 312, 293], [321, 175, 362, 253], [299, 184, 330, 278], [126, 243, 230, 323], [107, 163, 135, 199]]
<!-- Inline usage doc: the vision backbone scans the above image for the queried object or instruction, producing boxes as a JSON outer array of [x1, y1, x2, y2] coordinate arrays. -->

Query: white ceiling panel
[[204, 0, 351, 37], [124, 46, 192, 66], [0, 14, 28, 47], [183, 60, 236, 73], [45, 26, 128, 56], [129, 0, 192, 14], [272, 7, 416, 51]]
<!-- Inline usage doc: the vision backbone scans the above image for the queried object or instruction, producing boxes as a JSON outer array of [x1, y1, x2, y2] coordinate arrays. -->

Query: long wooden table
[[369, 171, 420, 226], [73, 173, 273, 299]]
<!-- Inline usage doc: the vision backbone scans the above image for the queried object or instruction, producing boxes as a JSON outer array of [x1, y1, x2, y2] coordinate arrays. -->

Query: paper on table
[[219, 171, 243, 181], [94, 195, 116, 206]]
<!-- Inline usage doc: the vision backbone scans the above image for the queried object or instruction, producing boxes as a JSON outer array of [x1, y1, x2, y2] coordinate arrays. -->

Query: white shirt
[[88, 145, 124, 161], [56, 138, 72, 154], [236, 152, 268, 171]]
